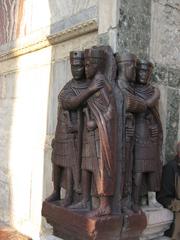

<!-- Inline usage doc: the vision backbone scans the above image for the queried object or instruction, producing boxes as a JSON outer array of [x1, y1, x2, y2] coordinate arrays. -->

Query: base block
[[42, 201, 147, 240], [121, 213, 147, 240]]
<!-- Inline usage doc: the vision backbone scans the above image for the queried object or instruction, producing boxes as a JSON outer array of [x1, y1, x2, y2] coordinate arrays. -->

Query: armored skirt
[[134, 111, 158, 173], [134, 85, 163, 192], [52, 108, 78, 169]]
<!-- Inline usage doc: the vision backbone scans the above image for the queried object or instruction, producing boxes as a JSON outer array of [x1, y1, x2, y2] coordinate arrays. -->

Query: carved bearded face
[[85, 60, 99, 79], [71, 62, 85, 81], [137, 66, 153, 85], [124, 61, 136, 83]]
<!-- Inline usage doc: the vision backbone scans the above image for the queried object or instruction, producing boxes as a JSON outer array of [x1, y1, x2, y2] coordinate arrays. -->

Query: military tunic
[[52, 81, 79, 169], [134, 84, 163, 191]]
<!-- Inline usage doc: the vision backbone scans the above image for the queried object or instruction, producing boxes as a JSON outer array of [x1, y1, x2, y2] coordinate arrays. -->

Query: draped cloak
[[59, 77, 117, 196], [86, 81, 117, 196]]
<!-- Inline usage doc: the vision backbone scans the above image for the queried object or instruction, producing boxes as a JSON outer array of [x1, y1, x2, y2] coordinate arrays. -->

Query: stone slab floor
[[0, 222, 31, 240]]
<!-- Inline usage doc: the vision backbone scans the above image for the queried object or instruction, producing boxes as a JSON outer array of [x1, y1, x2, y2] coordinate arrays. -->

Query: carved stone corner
[[140, 207, 173, 240]]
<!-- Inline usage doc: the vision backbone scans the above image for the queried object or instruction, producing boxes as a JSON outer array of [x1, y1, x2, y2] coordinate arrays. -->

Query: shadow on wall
[[0, 0, 52, 239], [0, 0, 25, 227]]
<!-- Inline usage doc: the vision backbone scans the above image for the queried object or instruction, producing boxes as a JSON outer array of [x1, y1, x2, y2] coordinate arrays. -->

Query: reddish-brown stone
[[42, 201, 147, 240]]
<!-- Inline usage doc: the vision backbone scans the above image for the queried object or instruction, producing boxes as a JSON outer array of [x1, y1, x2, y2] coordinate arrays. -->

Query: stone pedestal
[[140, 207, 173, 240], [42, 201, 147, 240]]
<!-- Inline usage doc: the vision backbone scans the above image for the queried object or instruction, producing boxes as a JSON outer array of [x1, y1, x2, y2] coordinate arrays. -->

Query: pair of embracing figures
[[46, 46, 162, 217]]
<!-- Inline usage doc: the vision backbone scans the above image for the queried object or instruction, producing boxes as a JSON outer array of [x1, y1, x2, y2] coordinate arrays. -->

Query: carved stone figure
[[45, 51, 85, 206], [46, 51, 102, 206], [71, 47, 117, 217], [42, 49, 155, 240], [115, 53, 147, 213], [132, 60, 163, 212]]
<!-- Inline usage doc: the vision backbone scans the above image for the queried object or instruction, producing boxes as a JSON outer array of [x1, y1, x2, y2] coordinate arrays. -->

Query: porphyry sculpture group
[[42, 46, 163, 240]]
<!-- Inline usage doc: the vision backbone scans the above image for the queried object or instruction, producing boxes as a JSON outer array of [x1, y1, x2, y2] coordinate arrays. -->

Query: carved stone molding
[[47, 19, 97, 45], [0, 19, 98, 62]]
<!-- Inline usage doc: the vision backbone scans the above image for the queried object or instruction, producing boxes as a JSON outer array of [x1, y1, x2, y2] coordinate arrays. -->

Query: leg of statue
[[82, 170, 91, 205], [45, 164, 61, 202], [69, 170, 91, 209], [88, 196, 111, 217], [132, 172, 143, 213], [122, 143, 134, 215], [148, 192, 162, 208], [62, 167, 73, 207]]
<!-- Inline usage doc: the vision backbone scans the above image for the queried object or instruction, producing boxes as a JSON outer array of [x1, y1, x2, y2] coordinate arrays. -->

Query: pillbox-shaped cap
[[137, 59, 154, 69], [70, 51, 84, 64], [116, 52, 137, 63], [84, 47, 105, 60]]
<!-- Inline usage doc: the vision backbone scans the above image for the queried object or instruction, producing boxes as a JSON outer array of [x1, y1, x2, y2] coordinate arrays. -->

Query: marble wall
[[150, 0, 180, 161]]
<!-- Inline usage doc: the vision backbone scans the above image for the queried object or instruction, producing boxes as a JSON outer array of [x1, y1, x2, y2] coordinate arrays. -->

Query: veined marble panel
[[0, 0, 25, 45], [150, 0, 180, 68], [48, 0, 97, 25]]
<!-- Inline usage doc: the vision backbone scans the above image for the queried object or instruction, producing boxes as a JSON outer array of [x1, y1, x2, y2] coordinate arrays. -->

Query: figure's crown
[[70, 51, 84, 63], [137, 59, 153, 69], [84, 47, 105, 60], [116, 52, 137, 63]]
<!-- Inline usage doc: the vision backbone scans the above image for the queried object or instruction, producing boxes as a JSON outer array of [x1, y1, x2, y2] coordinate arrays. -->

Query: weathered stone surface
[[98, 33, 109, 46], [158, 84, 168, 161], [48, 0, 97, 25], [42, 202, 123, 240], [42, 201, 147, 240], [140, 207, 173, 239], [153, 64, 180, 88], [0, 73, 17, 99], [117, 0, 151, 58], [50, 6, 97, 36], [165, 88, 179, 160], [98, 0, 119, 34], [0, 181, 10, 223], [0, 99, 15, 173], [41, 235, 62, 240], [150, 0, 180, 68]]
